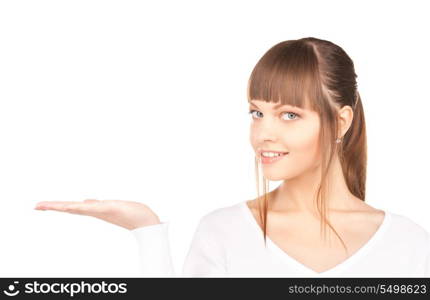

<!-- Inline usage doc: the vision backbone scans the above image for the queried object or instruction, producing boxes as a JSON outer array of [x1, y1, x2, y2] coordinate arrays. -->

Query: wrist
[[131, 217, 161, 230]]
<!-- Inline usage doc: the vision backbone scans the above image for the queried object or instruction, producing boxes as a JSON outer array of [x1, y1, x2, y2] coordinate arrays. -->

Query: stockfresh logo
[[3, 281, 20, 297]]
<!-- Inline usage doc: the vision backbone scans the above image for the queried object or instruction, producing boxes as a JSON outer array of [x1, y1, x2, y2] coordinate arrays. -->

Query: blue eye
[[248, 110, 263, 118], [248, 110, 300, 120], [282, 112, 299, 120]]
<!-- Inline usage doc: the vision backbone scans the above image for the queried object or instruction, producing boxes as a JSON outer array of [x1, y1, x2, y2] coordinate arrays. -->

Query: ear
[[337, 105, 354, 139]]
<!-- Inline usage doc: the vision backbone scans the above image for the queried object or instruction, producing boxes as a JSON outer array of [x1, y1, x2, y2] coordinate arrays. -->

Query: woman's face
[[249, 99, 322, 181]]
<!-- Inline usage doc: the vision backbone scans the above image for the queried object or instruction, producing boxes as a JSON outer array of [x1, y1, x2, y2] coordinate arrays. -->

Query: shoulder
[[386, 211, 430, 245], [199, 200, 245, 223], [354, 201, 430, 243], [195, 201, 245, 232]]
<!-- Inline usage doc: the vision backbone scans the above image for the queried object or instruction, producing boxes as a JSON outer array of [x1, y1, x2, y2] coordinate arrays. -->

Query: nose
[[255, 118, 279, 143]]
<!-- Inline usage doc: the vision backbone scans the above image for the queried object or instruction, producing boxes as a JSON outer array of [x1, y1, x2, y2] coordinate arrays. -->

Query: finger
[[60, 203, 91, 215], [35, 199, 99, 207], [34, 201, 95, 215], [35, 201, 80, 210]]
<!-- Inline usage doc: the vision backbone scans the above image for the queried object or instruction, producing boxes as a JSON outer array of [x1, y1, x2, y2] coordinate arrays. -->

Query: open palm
[[34, 199, 161, 230]]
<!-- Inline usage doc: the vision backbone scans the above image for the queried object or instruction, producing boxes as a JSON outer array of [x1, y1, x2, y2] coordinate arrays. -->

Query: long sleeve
[[130, 217, 228, 277], [130, 222, 175, 277]]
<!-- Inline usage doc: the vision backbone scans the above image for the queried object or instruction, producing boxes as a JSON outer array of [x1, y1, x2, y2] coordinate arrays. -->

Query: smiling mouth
[[261, 152, 289, 158], [260, 152, 289, 164]]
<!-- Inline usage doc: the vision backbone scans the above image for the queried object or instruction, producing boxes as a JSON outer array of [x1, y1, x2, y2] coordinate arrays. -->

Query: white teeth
[[261, 152, 287, 157]]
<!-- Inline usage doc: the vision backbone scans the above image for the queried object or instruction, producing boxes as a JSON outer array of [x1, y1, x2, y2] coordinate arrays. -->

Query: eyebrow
[[249, 101, 302, 111]]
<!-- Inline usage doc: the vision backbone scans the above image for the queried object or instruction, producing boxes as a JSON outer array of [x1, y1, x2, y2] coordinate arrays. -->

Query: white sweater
[[131, 200, 430, 277]]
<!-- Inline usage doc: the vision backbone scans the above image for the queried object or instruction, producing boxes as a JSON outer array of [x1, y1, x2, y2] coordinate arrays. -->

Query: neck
[[269, 155, 361, 215]]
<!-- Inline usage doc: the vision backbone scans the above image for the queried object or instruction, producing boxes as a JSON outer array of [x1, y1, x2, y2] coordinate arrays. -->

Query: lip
[[260, 149, 288, 154], [260, 152, 289, 164]]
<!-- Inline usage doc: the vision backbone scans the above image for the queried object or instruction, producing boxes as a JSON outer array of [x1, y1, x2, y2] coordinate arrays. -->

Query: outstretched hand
[[34, 199, 161, 230]]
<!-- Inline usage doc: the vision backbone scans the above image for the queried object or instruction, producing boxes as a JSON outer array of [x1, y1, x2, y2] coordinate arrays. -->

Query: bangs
[[247, 40, 324, 113]]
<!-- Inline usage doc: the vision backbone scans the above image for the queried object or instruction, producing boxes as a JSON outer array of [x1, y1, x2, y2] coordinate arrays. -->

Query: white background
[[0, 0, 429, 276]]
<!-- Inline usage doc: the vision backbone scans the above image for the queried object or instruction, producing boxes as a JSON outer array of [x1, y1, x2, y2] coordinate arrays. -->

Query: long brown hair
[[248, 37, 367, 254]]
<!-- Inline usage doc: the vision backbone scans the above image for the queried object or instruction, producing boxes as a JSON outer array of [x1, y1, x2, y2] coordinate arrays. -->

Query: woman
[[35, 37, 430, 277]]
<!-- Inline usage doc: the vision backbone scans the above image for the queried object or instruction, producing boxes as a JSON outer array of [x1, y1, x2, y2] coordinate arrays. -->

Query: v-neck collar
[[239, 200, 392, 277]]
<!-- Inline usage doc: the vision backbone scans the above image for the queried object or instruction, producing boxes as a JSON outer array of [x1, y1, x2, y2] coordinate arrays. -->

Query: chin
[[261, 171, 289, 182], [261, 166, 304, 181]]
